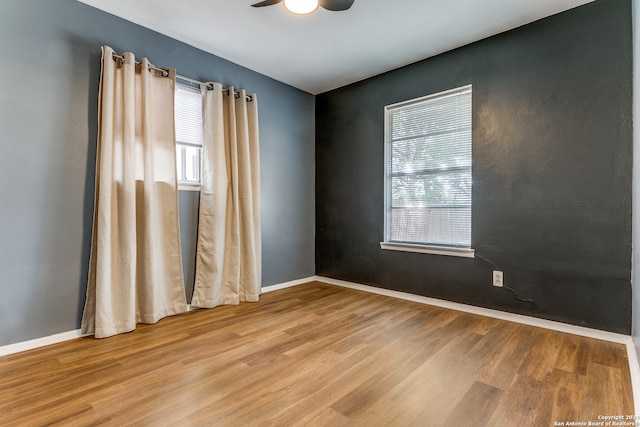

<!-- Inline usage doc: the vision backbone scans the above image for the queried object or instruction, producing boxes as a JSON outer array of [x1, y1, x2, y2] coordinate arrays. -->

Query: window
[[381, 85, 473, 257], [175, 84, 203, 190]]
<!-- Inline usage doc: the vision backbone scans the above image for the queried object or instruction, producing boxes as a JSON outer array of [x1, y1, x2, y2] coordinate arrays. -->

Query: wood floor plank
[[518, 329, 564, 382], [0, 281, 633, 426], [265, 337, 418, 425], [387, 330, 488, 426], [534, 368, 583, 426], [581, 362, 625, 418], [554, 334, 591, 375], [476, 323, 539, 390], [440, 381, 504, 427], [487, 373, 544, 426]]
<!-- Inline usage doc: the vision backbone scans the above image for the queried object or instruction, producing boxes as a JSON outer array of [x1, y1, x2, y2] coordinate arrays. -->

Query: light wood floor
[[0, 282, 634, 426]]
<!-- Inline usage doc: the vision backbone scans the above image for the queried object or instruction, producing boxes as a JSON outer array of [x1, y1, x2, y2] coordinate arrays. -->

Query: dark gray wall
[[316, 0, 632, 333], [632, 0, 640, 364], [0, 0, 315, 346]]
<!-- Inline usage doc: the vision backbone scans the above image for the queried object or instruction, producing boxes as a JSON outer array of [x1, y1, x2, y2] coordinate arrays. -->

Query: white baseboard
[[626, 337, 640, 413], [315, 276, 630, 344], [0, 276, 316, 357], [3, 274, 639, 412], [262, 276, 317, 293], [0, 329, 88, 357], [313, 276, 639, 412], [0, 275, 634, 347]]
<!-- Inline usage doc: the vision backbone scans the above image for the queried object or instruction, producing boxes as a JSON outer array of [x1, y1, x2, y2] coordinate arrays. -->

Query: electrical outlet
[[493, 270, 504, 287]]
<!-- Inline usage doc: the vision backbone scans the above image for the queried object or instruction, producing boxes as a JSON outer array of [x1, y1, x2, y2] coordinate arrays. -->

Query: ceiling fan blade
[[318, 0, 354, 11], [251, 0, 283, 7]]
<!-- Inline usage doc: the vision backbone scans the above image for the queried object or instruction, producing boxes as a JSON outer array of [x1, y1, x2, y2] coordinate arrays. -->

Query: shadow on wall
[[70, 35, 100, 327]]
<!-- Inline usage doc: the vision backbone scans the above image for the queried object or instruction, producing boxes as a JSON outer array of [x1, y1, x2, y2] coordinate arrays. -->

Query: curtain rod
[[111, 53, 253, 102]]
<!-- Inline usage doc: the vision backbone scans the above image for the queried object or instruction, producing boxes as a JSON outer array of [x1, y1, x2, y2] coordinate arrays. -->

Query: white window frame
[[175, 83, 203, 192], [381, 85, 474, 258]]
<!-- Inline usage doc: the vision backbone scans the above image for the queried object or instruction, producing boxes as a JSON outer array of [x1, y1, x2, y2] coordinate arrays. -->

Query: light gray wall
[[0, 0, 315, 346], [178, 191, 200, 302]]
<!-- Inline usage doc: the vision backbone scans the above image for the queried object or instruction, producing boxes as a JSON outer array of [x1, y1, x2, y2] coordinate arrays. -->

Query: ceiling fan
[[251, 0, 354, 15]]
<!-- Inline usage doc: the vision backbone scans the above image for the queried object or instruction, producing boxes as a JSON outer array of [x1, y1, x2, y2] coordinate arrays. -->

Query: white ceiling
[[77, 0, 594, 94]]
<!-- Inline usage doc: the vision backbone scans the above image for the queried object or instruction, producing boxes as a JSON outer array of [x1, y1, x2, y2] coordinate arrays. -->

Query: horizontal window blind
[[385, 85, 472, 248], [175, 84, 203, 185], [175, 84, 203, 147]]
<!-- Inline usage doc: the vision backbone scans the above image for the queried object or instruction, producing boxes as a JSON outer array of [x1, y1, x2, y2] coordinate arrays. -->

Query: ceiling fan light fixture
[[283, 0, 319, 15]]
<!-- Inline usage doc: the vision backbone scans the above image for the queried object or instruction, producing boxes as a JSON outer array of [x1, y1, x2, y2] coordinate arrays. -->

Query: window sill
[[178, 183, 201, 192], [380, 242, 475, 258]]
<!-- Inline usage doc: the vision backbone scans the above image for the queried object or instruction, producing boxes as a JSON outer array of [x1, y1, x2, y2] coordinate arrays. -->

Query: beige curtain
[[81, 46, 187, 338], [191, 83, 261, 308]]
